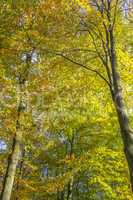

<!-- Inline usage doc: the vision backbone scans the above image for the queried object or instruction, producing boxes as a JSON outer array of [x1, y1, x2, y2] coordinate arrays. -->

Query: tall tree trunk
[[114, 94, 133, 191], [0, 54, 31, 200], [15, 148, 25, 200], [0, 95, 24, 200], [109, 27, 133, 191], [66, 135, 74, 200], [95, 0, 133, 190], [66, 179, 73, 200], [0, 132, 22, 200]]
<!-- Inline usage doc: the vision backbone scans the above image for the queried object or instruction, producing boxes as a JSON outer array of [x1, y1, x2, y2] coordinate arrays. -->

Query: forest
[[0, 0, 133, 199]]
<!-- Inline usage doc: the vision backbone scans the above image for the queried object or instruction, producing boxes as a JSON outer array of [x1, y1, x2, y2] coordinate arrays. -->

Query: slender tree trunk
[[15, 148, 25, 200], [66, 179, 73, 200], [0, 54, 31, 200], [109, 27, 133, 191], [66, 182, 71, 200], [0, 97, 23, 200], [0, 132, 22, 200], [66, 136, 74, 200], [114, 96, 133, 191], [95, 0, 133, 190]]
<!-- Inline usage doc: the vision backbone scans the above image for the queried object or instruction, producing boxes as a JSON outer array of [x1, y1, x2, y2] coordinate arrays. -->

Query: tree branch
[[42, 48, 111, 87]]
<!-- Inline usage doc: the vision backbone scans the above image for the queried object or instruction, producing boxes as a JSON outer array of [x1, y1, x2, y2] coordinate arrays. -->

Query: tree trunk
[[115, 99, 133, 191], [0, 93, 24, 200], [15, 148, 25, 200], [0, 132, 22, 200], [112, 83, 133, 191], [66, 179, 73, 200], [0, 54, 31, 200], [109, 27, 133, 191]]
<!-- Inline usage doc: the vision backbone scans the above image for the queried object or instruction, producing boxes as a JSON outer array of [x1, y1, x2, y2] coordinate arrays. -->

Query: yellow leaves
[[86, 147, 133, 199], [45, 140, 56, 150], [64, 153, 75, 164], [0, 163, 5, 174], [117, 48, 133, 69], [27, 172, 72, 194], [20, 180, 37, 192], [25, 162, 38, 172], [0, 1, 132, 199], [73, 0, 91, 13], [38, 0, 61, 17]]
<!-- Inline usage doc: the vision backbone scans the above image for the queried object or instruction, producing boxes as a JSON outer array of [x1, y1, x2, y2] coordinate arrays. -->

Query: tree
[[0, 0, 133, 199], [54, 0, 133, 191]]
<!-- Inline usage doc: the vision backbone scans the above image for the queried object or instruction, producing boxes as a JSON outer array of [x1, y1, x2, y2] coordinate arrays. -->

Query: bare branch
[[41, 48, 111, 87]]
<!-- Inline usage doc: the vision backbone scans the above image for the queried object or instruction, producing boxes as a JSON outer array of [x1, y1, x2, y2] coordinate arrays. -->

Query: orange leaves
[[64, 153, 75, 164]]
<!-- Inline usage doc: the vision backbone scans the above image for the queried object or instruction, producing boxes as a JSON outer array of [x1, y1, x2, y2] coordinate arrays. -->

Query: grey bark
[[0, 132, 22, 200], [1, 54, 31, 200], [109, 27, 133, 191], [90, 0, 133, 191]]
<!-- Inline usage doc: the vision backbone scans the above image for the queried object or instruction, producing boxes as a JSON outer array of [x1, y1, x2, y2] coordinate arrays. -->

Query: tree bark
[[0, 54, 31, 200], [0, 132, 22, 200], [15, 148, 25, 200], [0, 95, 23, 200], [104, 15, 133, 189], [95, 0, 133, 190]]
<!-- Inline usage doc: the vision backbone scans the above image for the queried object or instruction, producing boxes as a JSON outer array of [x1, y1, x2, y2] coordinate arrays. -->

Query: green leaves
[[0, 0, 133, 199]]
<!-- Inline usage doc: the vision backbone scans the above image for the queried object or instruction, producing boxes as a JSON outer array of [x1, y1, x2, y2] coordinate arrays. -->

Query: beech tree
[[0, 0, 133, 200], [67, 0, 133, 191]]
